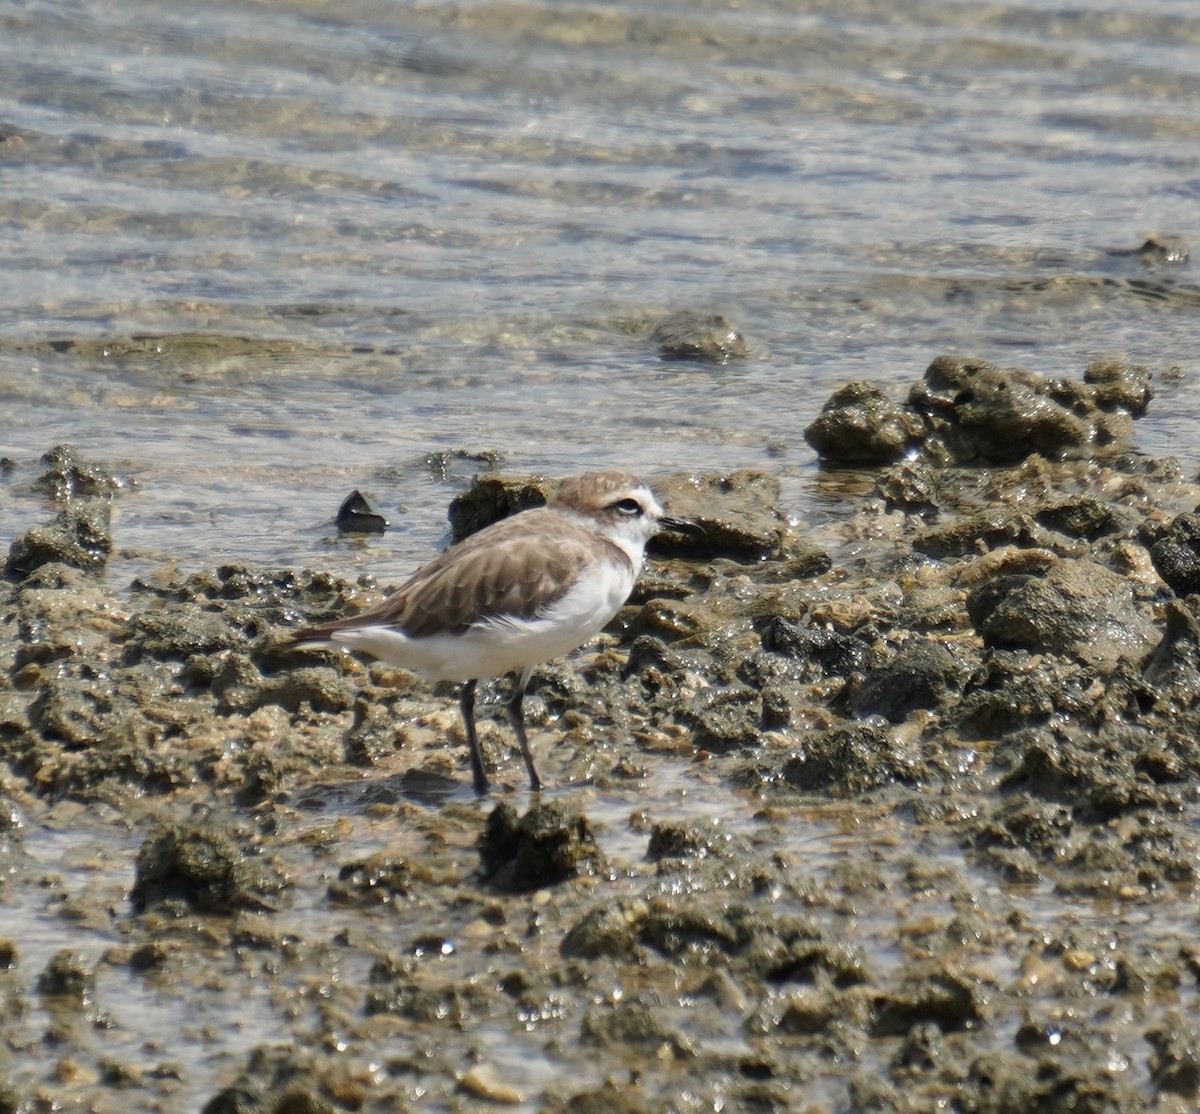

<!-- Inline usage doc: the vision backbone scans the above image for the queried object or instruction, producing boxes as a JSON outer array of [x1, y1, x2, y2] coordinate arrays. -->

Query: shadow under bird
[[283, 470, 693, 794]]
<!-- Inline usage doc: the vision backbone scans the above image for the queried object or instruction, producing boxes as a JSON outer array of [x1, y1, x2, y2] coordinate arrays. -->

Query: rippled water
[[4, 0, 1200, 578]]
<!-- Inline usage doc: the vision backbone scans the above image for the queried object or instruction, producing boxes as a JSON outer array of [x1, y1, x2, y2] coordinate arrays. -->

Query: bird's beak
[[658, 514, 704, 537]]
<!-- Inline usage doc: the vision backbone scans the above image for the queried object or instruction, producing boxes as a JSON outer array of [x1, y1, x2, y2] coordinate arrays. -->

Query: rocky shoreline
[[3, 355, 1200, 1111]]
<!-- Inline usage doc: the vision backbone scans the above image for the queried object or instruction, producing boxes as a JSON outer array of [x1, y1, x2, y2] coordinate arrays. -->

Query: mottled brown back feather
[[285, 506, 633, 644]]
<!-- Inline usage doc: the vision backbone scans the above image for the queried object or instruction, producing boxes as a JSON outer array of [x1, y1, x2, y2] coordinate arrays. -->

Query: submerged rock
[[478, 801, 604, 891], [651, 310, 747, 363], [34, 444, 127, 503]]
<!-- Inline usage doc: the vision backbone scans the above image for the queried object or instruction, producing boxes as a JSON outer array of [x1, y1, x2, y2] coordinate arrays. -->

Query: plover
[[284, 470, 690, 794]]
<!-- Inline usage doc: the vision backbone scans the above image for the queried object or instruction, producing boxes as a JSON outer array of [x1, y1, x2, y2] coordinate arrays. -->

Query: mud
[[4, 356, 1200, 1111]]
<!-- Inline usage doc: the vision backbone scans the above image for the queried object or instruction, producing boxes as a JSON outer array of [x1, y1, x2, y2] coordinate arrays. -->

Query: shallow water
[[4, 0, 1200, 580]]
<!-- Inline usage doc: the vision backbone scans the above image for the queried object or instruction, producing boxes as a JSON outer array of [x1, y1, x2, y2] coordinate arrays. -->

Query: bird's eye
[[612, 497, 643, 516]]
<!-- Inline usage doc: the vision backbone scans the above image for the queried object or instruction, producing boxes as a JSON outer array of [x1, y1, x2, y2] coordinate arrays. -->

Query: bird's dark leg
[[459, 680, 490, 795], [508, 668, 543, 793]]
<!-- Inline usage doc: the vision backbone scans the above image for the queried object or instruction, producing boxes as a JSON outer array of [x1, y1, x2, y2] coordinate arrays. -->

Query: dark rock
[[34, 444, 126, 502], [1083, 359, 1154, 416], [328, 854, 421, 907], [959, 1051, 1141, 1114], [1147, 1013, 1200, 1097], [683, 685, 762, 753], [1150, 512, 1200, 595], [447, 474, 552, 542], [804, 381, 927, 465], [5, 505, 112, 578], [761, 618, 870, 677], [869, 963, 985, 1036], [992, 724, 1197, 821], [768, 723, 927, 797], [652, 311, 747, 363], [965, 559, 1157, 666], [1034, 495, 1131, 540], [581, 997, 694, 1057], [649, 470, 794, 561], [560, 901, 641, 962], [1143, 600, 1200, 705], [848, 639, 964, 722], [128, 604, 252, 663], [335, 489, 388, 534], [545, 1081, 660, 1114], [200, 1044, 349, 1114], [36, 949, 94, 1002], [131, 808, 285, 914], [875, 459, 941, 510], [910, 354, 1148, 463], [478, 802, 603, 891], [646, 819, 742, 861]]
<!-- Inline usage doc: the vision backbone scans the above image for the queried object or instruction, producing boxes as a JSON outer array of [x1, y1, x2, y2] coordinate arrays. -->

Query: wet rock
[[1034, 494, 1134, 541], [327, 853, 434, 907], [36, 949, 94, 1002], [649, 470, 797, 561], [682, 685, 762, 753], [364, 954, 488, 1026], [965, 558, 1157, 667], [914, 508, 1055, 559], [478, 802, 604, 891], [200, 1044, 356, 1114], [581, 996, 695, 1058], [335, 489, 388, 534], [128, 603, 252, 663], [959, 1051, 1142, 1114], [804, 381, 927, 465], [447, 473, 553, 542], [1149, 511, 1200, 595], [992, 724, 1199, 821], [968, 794, 1073, 879], [646, 819, 744, 862], [756, 723, 928, 797], [1143, 600, 1200, 705], [761, 618, 870, 678], [848, 638, 965, 723], [560, 900, 644, 962], [651, 310, 747, 363], [5, 505, 112, 578], [910, 355, 1149, 463], [1147, 1013, 1200, 1098], [130, 808, 286, 914], [875, 458, 941, 510], [341, 695, 400, 766], [869, 963, 985, 1036], [34, 444, 127, 503], [1116, 234, 1190, 267], [544, 1080, 659, 1114], [1083, 359, 1154, 417]]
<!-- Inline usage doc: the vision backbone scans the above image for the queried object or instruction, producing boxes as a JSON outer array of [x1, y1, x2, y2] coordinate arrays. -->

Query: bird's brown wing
[[285, 509, 630, 643]]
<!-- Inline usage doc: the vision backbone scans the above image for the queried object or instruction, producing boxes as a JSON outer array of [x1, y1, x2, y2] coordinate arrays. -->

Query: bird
[[283, 470, 692, 794]]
